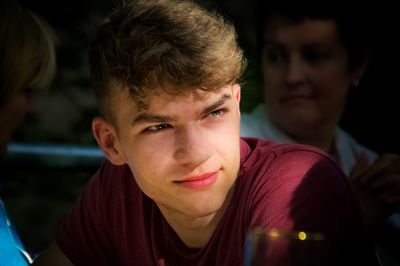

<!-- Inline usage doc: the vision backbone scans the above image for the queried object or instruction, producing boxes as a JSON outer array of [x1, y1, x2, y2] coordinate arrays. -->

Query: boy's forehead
[[153, 89, 212, 102], [108, 79, 232, 115], [135, 87, 228, 111]]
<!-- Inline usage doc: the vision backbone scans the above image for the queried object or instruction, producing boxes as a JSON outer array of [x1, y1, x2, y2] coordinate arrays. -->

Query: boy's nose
[[174, 124, 213, 168]]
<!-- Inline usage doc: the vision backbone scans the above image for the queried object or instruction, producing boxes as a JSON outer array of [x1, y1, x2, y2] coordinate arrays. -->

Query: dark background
[[2, 0, 399, 254], [16, 0, 400, 153]]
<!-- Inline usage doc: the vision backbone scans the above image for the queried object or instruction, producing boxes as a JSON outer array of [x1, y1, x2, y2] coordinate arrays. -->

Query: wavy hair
[[89, 0, 246, 120]]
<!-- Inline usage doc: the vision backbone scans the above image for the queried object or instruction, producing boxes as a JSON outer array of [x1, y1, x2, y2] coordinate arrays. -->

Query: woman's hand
[[349, 153, 400, 231]]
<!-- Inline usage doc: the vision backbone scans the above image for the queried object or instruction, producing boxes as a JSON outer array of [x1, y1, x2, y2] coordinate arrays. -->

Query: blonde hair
[[0, 0, 57, 106], [89, 0, 246, 119]]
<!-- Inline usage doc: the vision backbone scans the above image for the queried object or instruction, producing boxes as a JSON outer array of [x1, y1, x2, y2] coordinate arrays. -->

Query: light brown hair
[[89, 0, 246, 121]]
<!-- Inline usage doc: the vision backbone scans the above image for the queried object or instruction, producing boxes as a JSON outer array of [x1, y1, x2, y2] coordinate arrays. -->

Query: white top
[[241, 103, 378, 176]]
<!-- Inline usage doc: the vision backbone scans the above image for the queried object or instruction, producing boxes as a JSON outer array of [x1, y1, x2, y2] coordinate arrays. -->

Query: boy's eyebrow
[[200, 93, 231, 117], [132, 113, 177, 126], [132, 93, 232, 126]]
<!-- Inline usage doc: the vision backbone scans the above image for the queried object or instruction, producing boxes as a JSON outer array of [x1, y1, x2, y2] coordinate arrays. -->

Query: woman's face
[[0, 88, 34, 154], [262, 17, 365, 138]]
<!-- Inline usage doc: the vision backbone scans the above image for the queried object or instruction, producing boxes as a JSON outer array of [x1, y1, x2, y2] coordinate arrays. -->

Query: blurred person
[[33, 0, 379, 265], [0, 0, 56, 264], [240, 0, 400, 264]]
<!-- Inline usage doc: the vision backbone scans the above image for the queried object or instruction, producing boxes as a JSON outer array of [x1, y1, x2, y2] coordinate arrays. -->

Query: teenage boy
[[33, 0, 378, 265]]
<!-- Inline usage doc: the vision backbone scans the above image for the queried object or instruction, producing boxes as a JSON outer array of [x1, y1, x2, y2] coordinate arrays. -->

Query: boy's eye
[[145, 123, 171, 132], [209, 109, 225, 118]]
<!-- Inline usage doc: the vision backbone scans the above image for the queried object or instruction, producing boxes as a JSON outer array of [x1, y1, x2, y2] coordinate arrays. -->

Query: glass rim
[[249, 227, 326, 241]]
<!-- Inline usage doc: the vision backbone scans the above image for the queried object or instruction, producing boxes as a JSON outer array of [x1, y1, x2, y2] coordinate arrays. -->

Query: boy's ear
[[232, 83, 241, 103], [92, 117, 126, 165]]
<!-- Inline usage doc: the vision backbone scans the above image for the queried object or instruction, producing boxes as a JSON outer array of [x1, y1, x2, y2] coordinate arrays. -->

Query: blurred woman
[[0, 0, 56, 264], [241, 0, 399, 264]]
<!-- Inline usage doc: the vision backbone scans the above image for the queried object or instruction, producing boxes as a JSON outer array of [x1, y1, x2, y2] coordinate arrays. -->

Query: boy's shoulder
[[239, 137, 345, 184], [240, 137, 333, 164]]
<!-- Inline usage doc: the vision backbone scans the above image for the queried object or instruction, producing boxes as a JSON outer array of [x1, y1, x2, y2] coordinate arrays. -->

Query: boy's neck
[[157, 186, 235, 249]]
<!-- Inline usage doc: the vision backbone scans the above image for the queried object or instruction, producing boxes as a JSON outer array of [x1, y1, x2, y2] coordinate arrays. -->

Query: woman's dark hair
[[255, 0, 374, 69]]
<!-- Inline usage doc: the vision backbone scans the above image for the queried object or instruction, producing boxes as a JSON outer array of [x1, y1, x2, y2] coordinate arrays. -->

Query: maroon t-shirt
[[56, 138, 378, 265]]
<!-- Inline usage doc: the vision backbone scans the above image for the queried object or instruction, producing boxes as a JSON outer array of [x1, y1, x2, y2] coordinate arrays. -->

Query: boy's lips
[[174, 171, 219, 190]]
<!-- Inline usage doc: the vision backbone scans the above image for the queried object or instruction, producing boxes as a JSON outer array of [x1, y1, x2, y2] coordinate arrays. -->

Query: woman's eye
[[264, 46, 287, 65], [266, 50, 283, 63], [145, 123, 171, 132], [303, 48, 330, 64]]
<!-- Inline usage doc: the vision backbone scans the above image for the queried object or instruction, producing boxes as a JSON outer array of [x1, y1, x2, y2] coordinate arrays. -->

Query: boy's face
[[97, 84, 241, 219]]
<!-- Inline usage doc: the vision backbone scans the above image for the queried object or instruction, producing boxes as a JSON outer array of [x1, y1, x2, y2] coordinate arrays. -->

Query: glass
[[244, 227, 328, 266]]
